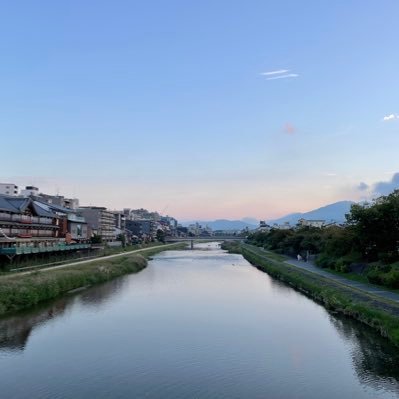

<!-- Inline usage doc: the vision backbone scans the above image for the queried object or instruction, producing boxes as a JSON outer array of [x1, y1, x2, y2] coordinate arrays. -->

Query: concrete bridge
[[165, 236, 244, 242], [165, 236, 244, 249]]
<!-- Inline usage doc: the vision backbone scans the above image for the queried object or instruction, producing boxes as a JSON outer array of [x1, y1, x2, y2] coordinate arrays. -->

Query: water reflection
[[329, 314, 399, 393], [0, 243, 398, 398], [0, 300, 68, 352], [0, 277, 127, 352]]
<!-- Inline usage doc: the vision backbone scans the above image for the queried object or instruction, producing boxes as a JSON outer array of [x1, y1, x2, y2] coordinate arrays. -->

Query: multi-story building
[[113, 211, 126, 231], [0, 195, 90, 260], [20, 186, 39, 197], [78, 206, 116, 242], [129, 208, 160, 221], [257, 221, 271, 232], [0, 183, 18, 196], [37, 193, 80, 210], [187, 222, 213, 236], [297, 219, 326, 228], [34, 201, 88, 242], [125, 219, 156, 239]]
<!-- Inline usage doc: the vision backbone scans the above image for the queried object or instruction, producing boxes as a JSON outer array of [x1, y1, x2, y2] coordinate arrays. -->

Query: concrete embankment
[[223, 242, 399, 347], [0, 243, 185, 317]]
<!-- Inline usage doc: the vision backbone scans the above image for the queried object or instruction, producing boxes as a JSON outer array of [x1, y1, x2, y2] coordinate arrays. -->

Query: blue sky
[[1, 1, 399, 220]]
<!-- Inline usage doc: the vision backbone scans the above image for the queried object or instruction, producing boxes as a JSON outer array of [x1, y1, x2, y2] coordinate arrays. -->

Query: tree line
[[247, 190, 399, 289]]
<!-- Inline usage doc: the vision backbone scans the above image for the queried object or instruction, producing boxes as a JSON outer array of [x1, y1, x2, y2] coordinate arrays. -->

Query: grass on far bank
[[0, 242, 186, 317]]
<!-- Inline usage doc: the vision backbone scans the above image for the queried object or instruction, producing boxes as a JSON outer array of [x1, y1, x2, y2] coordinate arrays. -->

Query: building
[[272, 222, 292, 230], [37, 193, 79, 210], [257, 221, 271, 232], [187, 222, 213, 237], [128, 208, 160, 221], [125, 219, 156, 239], [0, 183, 18, 196], [298, 219, 326, 228], [20, 186, 39, 197], [78, 206, 116, 242], [0, 195, 90, 260], [34, 201, 88, 242], [113, 211, 126, 231]]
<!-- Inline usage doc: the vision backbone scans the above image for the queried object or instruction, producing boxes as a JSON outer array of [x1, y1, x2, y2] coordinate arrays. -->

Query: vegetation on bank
[[0, 241, 171, 272], [222, 241, 399, 346], [0, 243, 186, 316], [247, 190, 399, 290], [221, 241, 242, 254]]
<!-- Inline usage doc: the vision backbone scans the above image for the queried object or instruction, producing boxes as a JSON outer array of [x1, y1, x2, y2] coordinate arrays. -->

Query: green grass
[[221, 241, 242, 254], [0, 242, 186, 317], [240, 243, 399, 347]]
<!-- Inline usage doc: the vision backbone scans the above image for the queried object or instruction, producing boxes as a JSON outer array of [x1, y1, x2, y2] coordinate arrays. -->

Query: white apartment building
[[0, 183, 18, 196]]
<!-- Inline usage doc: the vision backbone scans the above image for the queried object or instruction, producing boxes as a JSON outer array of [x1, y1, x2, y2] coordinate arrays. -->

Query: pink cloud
[[283, 123, 296, 135]]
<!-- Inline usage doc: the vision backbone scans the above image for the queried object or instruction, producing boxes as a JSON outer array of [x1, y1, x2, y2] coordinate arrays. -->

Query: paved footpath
[[244, 244, 399, 304], [1, 243, 183, 279], [284, 257, 399, 303]]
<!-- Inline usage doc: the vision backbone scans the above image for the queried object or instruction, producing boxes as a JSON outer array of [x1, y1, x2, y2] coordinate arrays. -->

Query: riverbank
[[0, 243, 186, 316], [222, 242, 399, 346]]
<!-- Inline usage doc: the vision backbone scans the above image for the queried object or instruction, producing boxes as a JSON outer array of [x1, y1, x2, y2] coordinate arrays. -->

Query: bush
[[336, 259, 350, 273], [378, 252, 399, 265], [315, 253, 335, 269], [381, 270, 399, 289]]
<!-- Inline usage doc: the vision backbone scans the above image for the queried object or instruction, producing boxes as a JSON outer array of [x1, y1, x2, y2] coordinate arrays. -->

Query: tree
[[346, 190, 399, 262], [156, 229, 166, 243], [117, 233, 126, 247], [90, 234, 102, 244]]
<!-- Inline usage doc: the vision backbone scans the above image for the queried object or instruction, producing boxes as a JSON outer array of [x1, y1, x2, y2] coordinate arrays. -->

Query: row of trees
[[247, 190, 399, 288]]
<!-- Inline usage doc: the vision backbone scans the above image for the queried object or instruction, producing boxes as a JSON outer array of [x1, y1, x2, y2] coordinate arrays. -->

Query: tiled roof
[[0, 195, 57, 218], [0, 195, 30, 212]]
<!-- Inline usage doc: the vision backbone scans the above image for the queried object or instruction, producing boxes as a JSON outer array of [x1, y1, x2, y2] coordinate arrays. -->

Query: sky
[[1, 1, 399, 221]]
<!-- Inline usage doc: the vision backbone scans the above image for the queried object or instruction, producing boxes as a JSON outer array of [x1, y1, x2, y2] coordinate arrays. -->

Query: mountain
[[268, 201, 355, 226], [182, 219, 258, 231], [241, 217, 259, 225]]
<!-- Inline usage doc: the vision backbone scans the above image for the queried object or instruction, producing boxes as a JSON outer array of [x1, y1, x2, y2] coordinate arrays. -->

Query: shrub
[[381, 270, 399, 289]]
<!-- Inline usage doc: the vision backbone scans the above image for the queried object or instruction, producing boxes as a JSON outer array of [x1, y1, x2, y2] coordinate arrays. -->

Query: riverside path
[[0, 243, 184, 279], [243, 245, 399, 304]]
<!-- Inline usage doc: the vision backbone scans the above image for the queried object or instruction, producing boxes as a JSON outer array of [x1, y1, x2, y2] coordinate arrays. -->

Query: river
[[0, 242, 399, 398]]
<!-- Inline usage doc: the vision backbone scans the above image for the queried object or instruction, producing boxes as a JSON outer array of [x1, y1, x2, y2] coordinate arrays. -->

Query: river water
[[0, 242, 399, 398]]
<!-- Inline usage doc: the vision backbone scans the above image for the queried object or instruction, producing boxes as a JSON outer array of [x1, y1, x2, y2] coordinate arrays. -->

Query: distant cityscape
[[0, 181, 351, 265], [0, 182, 256, 261]]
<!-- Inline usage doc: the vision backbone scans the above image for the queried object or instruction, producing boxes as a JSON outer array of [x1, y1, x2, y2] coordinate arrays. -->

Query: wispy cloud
[[260, 69, 290, 76], [266, 73, 299, 81], [382, 114, 399, 121]]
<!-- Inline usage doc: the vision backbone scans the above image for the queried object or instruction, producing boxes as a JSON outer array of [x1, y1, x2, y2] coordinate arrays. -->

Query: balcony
[[0, 214, 53, 225]]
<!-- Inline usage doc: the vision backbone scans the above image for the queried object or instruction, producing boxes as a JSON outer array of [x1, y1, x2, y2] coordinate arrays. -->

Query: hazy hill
[[268, 201, 354, 225]]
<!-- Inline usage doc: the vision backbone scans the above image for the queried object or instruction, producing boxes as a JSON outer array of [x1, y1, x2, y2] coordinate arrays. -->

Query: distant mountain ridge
[[182, 219, 258, 231], [268, 201, 354, 226]]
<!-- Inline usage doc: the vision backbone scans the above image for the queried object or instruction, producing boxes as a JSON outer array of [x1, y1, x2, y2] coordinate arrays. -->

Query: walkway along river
[[0, 242, 399, 398]]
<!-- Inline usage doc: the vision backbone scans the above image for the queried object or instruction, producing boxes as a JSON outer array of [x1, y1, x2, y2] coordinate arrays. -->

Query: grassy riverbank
[[222, 241, 399, 346], [0, 243, 186, 317]]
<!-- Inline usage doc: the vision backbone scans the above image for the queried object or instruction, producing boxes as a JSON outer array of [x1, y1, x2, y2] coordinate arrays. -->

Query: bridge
[[165, 236, 244, 249], [165, 236, 244, 242]]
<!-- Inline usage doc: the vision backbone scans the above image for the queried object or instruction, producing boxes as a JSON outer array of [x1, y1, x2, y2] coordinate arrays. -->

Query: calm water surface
[[1, 242, 399, 398]]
